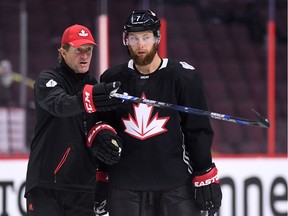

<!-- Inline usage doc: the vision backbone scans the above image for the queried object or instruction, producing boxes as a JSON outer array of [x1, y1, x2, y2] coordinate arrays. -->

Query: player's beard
[[129, 44, 158, 66]]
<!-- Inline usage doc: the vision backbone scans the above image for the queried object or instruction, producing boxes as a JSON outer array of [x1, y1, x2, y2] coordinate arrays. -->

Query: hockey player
[[99, 10, 222, 216], [24, 24, 123, 216]]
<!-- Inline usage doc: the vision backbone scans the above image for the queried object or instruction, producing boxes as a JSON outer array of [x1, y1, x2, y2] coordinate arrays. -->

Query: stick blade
[[251, 109, 270, 128]]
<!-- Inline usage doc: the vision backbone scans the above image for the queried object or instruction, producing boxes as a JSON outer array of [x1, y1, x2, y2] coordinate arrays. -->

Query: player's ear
[[156, 35, 161, 44]]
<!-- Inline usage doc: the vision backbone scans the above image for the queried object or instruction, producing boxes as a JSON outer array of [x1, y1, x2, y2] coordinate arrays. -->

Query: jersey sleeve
[[34, 70, 84, 117], [176, 67, 214, 172]]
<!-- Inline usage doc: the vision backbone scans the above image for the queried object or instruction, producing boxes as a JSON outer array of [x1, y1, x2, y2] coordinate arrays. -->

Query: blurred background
[[0, 0, 286, 156]]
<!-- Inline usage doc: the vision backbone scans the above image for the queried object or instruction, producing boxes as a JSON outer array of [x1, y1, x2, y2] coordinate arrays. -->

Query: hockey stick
[[110, 92, 270, 128]]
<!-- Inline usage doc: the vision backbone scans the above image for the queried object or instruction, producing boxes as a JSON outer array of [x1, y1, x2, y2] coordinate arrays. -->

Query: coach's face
[[60, 44, 94, 74]]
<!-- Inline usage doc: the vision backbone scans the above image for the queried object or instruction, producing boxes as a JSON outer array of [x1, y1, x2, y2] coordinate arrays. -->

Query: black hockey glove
[[192, 163, 222, 215], [94, 171, 108, 216], [87, 122, 123, 165], [82, 81, 122, 113]]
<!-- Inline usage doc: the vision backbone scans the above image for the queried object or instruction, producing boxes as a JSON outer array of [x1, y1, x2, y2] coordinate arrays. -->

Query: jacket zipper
[[83, 114, 88, 136], [53, 147, 71, 183]]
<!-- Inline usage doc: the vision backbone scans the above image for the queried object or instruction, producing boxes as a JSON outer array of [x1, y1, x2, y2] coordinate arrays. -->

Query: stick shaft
[[111, 93, 270, 128]]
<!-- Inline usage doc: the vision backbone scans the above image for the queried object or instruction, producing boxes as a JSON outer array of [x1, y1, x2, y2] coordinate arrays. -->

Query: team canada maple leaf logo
[[122, 93, 170, 140], [78, 29, 88, 37]]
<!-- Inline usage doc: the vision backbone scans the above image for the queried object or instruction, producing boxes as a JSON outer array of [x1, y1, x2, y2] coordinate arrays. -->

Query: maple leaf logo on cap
[[61, 24, 97, 47], [78, 29, 89, 37]]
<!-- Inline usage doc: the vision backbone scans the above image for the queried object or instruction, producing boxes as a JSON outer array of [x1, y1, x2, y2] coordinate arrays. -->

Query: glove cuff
[[192, 163, 219, 187], [96, 171, 109, 183], [87, 123, 117, 147], [83, 84, 97, 113]]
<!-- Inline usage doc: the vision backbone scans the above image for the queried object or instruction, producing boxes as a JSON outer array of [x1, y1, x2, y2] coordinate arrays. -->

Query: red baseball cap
[[61, 24, 97, 47]]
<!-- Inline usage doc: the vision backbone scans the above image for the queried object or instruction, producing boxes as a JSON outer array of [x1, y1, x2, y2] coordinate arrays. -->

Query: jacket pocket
[[53, 147, 71, 183]]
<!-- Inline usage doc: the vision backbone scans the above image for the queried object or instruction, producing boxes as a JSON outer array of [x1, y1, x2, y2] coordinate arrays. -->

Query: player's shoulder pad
[[101, 62, 127, 82], [179, 61, 195, 70], [167, 59, 195, 71], [169, 60, 201, 84]]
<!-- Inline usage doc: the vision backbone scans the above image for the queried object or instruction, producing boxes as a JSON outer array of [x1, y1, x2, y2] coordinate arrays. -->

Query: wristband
[[83, 85, 97, 113]]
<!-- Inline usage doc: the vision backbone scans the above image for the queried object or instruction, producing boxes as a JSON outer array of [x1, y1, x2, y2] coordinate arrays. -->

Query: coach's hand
[[192, 163, 222, 215], [82, 81, 122, 113], [87, 122, 123, 165]]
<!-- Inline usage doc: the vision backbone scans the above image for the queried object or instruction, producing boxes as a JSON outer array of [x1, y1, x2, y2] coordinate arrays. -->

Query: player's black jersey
[[100, 58, 214, 191]]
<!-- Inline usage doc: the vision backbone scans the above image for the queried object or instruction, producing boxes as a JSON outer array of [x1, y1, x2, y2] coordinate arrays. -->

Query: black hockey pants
[[107, 183, 201, 216]]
